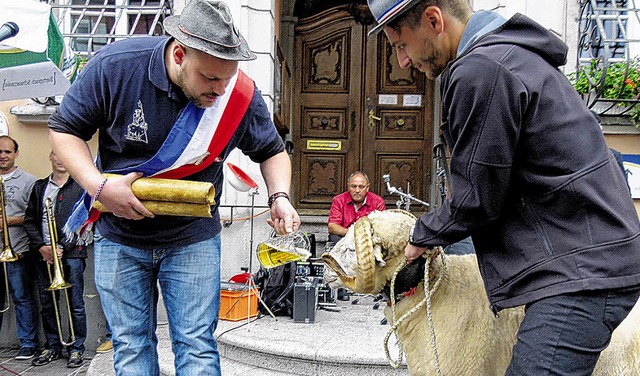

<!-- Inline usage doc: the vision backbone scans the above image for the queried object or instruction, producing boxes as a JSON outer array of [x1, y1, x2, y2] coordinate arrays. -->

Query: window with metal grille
[[575, 0, 640, 120], [578, 0, 635, 62], [43, 0, 171, 60]]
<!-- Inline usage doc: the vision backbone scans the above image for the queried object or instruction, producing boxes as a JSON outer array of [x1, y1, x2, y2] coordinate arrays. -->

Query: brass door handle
[[368, 110, 381, 131]]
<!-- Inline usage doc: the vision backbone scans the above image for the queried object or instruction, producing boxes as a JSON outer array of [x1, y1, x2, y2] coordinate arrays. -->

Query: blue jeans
[[506, 286, 640, 375], [33, 258, 87, 352], [94, 230, 221, 376], [0, 264, 5, 330], [6, 255, 38, 349], [0, 265, 9, 330]]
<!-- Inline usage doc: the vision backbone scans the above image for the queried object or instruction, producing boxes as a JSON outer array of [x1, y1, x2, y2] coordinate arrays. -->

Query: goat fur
[[322, 210, 640, 375]]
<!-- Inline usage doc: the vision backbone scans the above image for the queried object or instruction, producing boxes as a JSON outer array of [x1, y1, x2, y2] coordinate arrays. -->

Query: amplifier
[[295, 261, 324, 278], [293, 278, 319, 324], [296, 262, 332, 304]]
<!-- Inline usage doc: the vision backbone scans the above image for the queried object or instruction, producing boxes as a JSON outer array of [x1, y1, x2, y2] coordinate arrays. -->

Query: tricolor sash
[[63, 69, 255, 243]]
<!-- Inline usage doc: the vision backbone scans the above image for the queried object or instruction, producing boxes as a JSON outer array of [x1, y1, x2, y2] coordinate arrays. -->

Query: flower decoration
[[568, 57, 640, 126]]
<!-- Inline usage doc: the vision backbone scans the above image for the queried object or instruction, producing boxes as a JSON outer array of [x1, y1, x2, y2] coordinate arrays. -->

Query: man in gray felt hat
[[367, 0, 640, 375], [48, 0, 300, 374]]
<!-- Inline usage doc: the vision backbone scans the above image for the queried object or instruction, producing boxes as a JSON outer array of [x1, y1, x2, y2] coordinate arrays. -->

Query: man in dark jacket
[[24, 151, 88, 368], [367, 0, 640, 374]]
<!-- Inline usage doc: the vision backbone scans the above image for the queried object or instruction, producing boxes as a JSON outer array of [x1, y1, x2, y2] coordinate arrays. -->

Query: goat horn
[[346, 216, 376, 293], [320, 217, 377, 293]]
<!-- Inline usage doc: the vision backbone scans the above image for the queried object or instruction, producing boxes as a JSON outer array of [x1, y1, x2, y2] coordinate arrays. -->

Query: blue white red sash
[[63, 69, 255, 243]]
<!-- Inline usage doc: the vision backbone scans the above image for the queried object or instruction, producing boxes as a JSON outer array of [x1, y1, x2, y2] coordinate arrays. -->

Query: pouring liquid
[[257, 242, 308, 268]]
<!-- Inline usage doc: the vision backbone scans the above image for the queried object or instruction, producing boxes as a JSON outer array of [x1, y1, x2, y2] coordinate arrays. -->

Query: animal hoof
[[380, 318, 388, 325]]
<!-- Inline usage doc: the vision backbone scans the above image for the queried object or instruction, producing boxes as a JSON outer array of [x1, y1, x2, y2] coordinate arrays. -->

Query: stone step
[[87, 296, 408, 375]]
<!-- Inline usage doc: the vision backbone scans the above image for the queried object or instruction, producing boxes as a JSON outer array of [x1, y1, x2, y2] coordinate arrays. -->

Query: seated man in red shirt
[[328, 171, 386, 244]]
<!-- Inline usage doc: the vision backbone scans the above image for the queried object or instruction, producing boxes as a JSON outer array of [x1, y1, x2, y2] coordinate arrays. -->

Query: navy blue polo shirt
[[49, 36, 284, 249]]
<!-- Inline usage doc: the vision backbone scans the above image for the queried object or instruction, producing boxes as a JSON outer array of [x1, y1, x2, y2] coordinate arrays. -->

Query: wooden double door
[[292, 6, 435, 214]]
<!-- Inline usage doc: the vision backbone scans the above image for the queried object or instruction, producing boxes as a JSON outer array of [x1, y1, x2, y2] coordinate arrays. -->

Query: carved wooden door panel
[[362, 34, 433, 211], [293, 7, 433, 214]]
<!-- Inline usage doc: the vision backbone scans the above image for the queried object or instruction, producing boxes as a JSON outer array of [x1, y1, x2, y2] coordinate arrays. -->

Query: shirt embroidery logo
[[126, 100, 149, 144], [4, 185, 16, 201]]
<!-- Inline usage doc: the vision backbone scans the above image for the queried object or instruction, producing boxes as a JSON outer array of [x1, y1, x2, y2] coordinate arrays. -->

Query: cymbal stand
[[383, 174, 430, 211]]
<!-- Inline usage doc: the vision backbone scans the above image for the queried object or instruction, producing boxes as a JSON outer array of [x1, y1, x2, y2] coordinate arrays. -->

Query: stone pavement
[[88, 294, 409, 375], [0, 347, 93, 376]]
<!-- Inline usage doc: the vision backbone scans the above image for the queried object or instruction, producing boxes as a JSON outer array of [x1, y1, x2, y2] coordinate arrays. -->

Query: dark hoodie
[[411, 12, 640, 312]]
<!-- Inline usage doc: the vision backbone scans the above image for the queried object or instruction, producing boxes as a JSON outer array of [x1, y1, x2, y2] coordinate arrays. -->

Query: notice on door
[[403, 95, 422, 106], [378, 94, 398, 105], [307, 140, 342, 151]]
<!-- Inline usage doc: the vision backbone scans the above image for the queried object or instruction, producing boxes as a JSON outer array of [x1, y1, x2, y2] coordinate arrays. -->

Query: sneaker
[[96, 340, 113, 353], [67, 351, 84, 368], [15, 347, 36, 360], [32, 349, 61, 366]]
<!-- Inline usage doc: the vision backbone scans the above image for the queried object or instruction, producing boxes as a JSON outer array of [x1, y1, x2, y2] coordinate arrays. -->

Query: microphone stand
[[244, 186, 277, 324], [247, 187, 258, 277], [226, 162, 277, 327], [383, 174, 430, 211]]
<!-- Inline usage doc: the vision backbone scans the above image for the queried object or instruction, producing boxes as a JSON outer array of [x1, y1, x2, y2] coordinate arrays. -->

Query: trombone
[[0, 176, 20, 313], [44, 197, 76, 346]]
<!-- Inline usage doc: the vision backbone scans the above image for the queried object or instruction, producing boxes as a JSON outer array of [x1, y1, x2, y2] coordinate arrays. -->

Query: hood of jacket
[[458, 11, 568, 69]]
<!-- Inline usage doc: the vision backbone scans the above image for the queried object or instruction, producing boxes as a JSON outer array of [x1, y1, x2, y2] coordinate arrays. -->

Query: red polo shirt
[[328, 191, 387, 228]]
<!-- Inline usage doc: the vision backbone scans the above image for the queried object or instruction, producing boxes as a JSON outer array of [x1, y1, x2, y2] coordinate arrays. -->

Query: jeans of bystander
[[5, 256, 38, 349], [34, 258, 87, 353], [94, 229, 222, 376], [0, 264, 5, 330]]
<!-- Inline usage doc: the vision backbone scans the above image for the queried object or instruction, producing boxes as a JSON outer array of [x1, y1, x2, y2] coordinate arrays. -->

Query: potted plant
[[568, 57, 640, 126]]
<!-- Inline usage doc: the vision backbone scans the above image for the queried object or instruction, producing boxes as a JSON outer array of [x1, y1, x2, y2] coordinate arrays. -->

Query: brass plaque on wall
[[306, 140, 342, 151]]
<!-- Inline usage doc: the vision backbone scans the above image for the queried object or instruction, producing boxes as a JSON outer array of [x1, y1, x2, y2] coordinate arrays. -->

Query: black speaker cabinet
[[293, 278, 320, 324]]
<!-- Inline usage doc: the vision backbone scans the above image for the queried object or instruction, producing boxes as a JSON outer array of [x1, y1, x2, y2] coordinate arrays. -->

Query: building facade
[[0, 0, 638, 348]]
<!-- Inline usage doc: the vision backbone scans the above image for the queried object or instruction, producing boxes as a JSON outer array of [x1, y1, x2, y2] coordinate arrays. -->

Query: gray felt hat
[[164, 0, 256, 61], [367, 0, 423, 36]]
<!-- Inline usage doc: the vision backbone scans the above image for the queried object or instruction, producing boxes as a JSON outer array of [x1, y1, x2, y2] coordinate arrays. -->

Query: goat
[[322, 210, 640, 375]]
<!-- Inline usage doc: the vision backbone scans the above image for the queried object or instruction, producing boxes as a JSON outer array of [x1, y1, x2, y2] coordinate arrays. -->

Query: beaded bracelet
[[267, 192, 289, 208], [93, 178, 108, 201]]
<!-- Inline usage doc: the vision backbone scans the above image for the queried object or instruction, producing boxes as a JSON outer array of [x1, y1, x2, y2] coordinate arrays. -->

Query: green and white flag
[[0, 0, 80, 101]]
